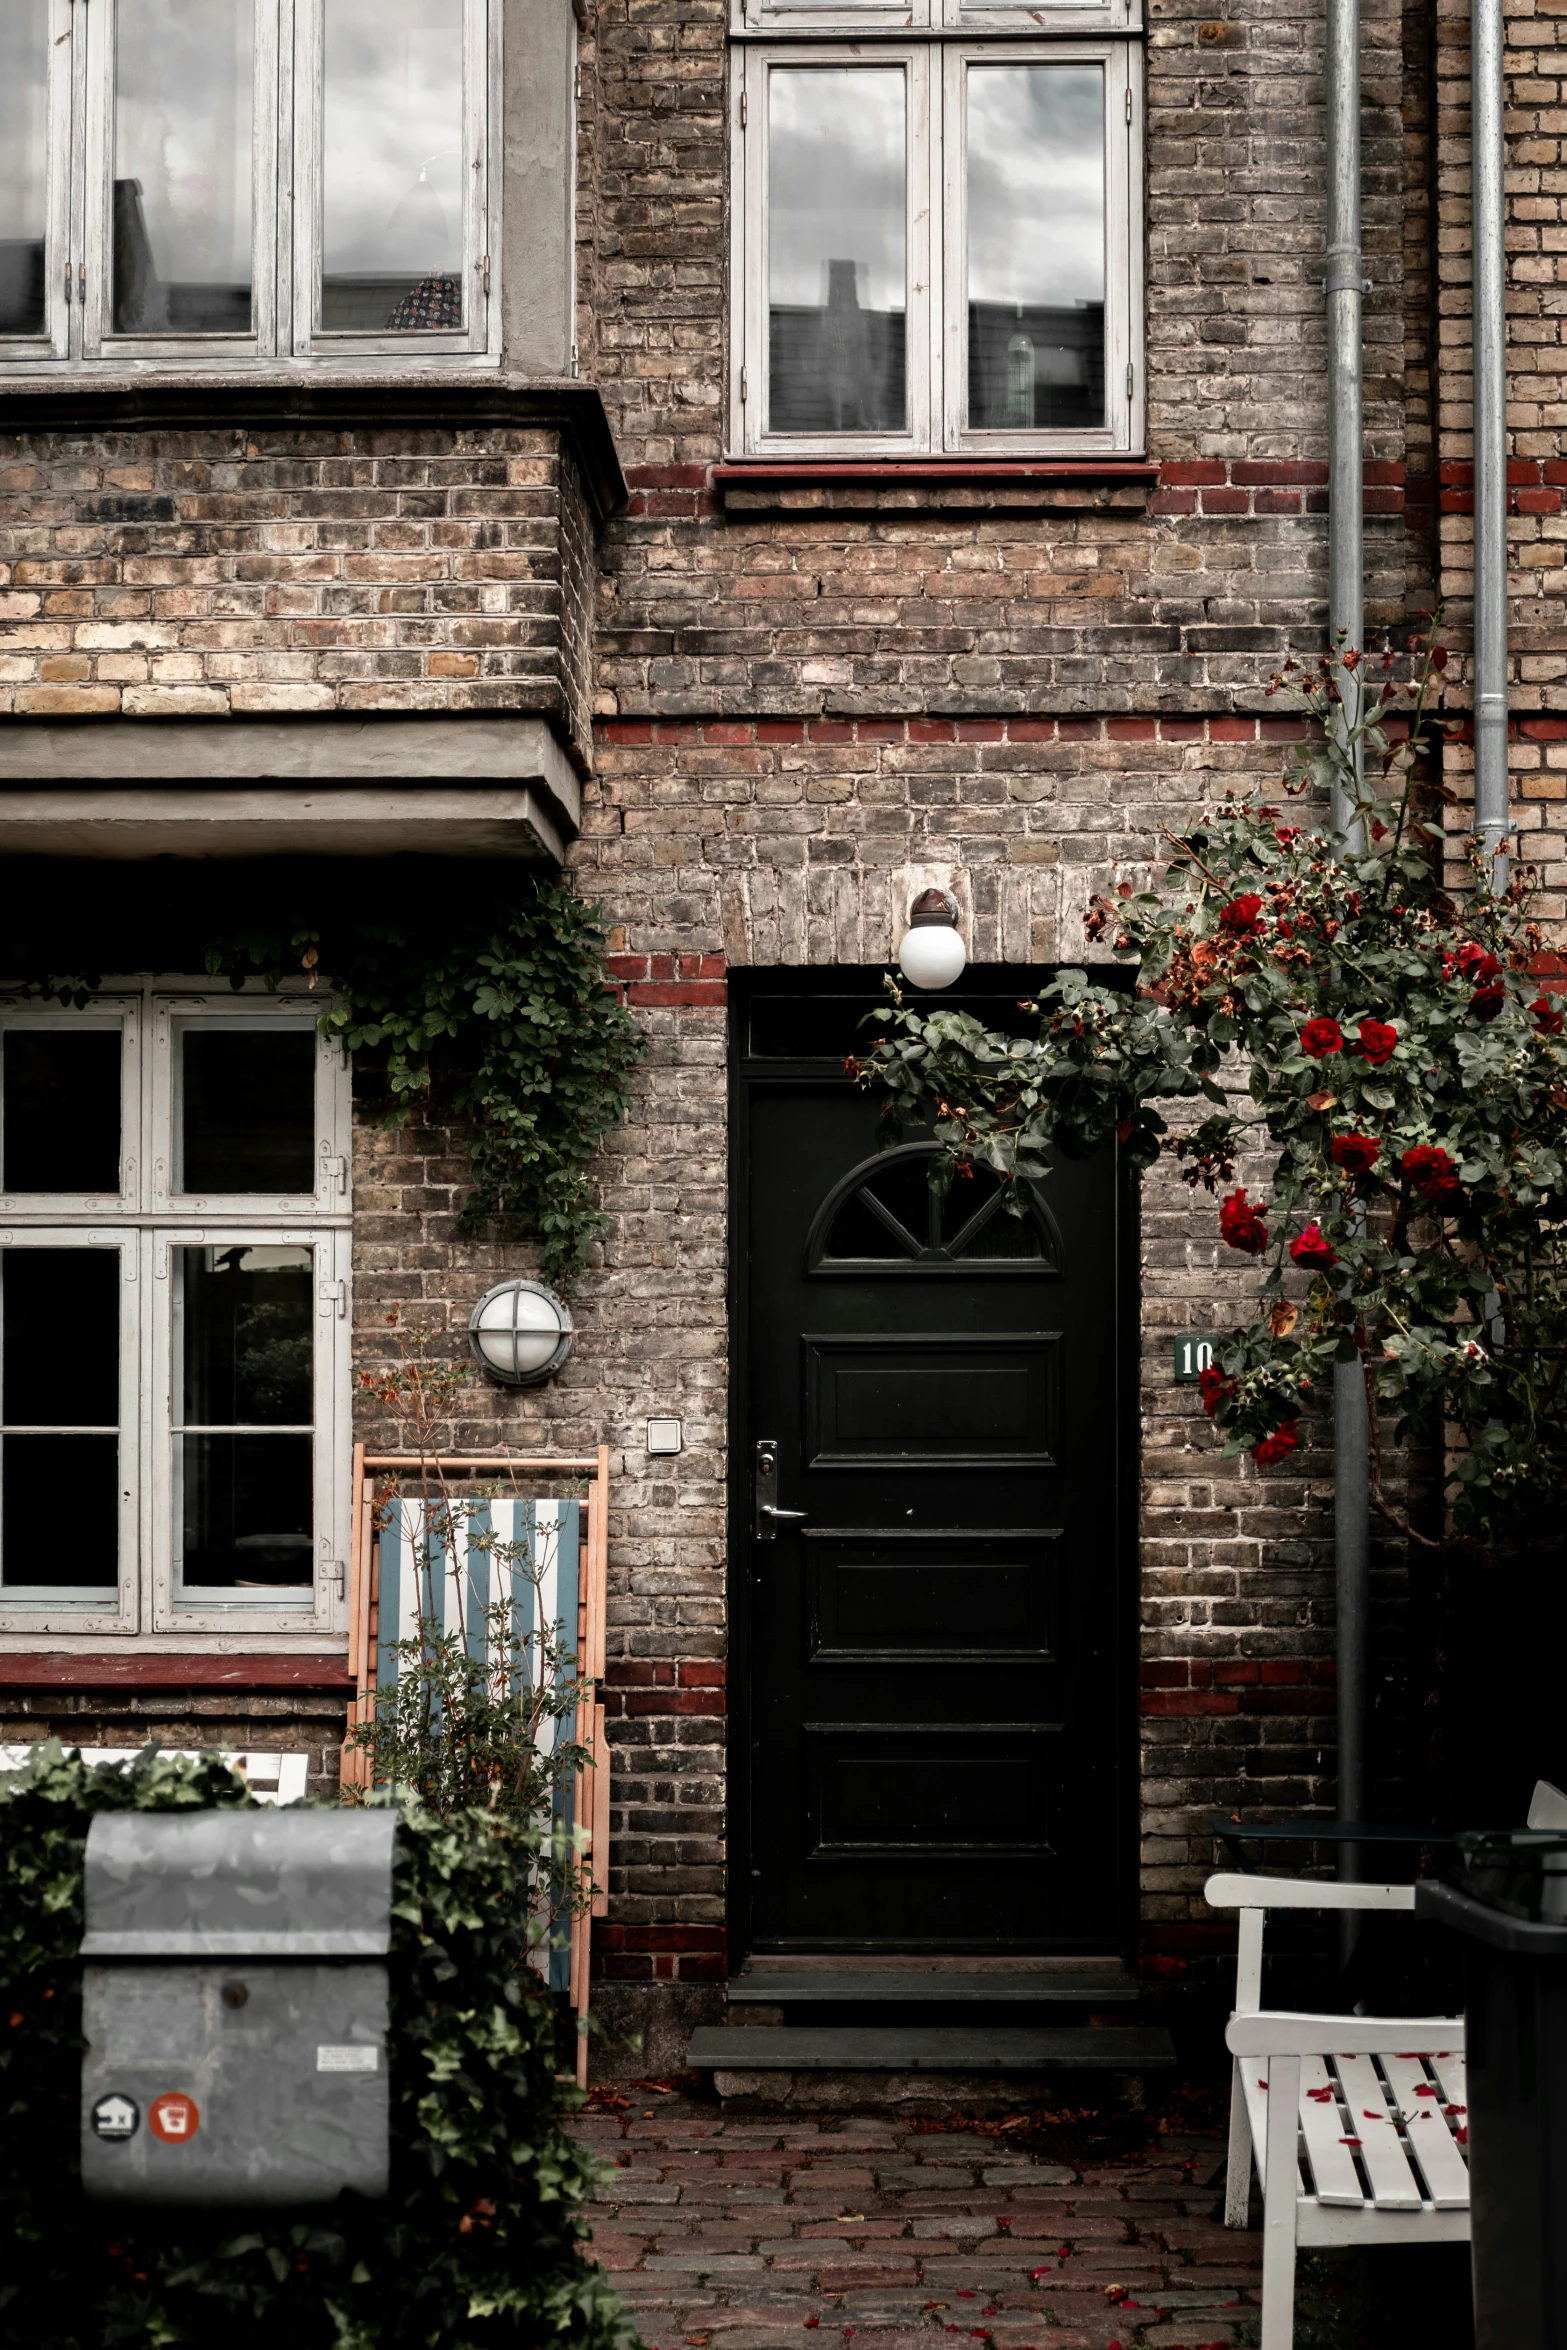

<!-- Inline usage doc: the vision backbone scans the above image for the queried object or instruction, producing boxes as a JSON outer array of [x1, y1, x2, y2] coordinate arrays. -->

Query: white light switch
[[646, 1416, 683, 1455]]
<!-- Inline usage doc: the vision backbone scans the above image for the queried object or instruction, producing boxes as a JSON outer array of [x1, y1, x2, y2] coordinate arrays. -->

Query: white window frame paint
[[735, 44, 937, 459], [0, 984, 352, 1638], [1, 0, 500, 376], [0, 1229, 140, 1636], [940, 41, 1139, 456], [730, 35, 1143, 458], [732, 0, 1138, 48], [151, 1223, 350, 1633], [80, 0, 281, 366], [290, 0, 497, 362], [0, 997, 143, 1219], [0, 0, 76, 367]]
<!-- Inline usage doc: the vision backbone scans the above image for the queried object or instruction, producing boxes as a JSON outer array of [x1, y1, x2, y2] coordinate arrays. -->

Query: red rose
[[1289, 1221, 1338, 1272], [1470, 983, 1505, 1023], [1252, 1422, 1300, 1466], [1401, 1143, 1460, 1202], [1220, 893, 1266, 938], [1276, 825, 1303, 847], [1532, 993, 1565, 1037], [1451, 943, 1497, 979], [1355, 1018, 1398, 1066], [1218, 1188, 1269, 1255], [1198, 1365, 1235, 1418], [1301, 1017, 1345, 1059], [1330, 1133, 1379, 1178]]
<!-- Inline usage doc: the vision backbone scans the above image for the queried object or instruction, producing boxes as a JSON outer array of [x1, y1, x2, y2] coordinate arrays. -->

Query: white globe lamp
[[467, 1278, 574, 1387], [896, 889, 967, 990]]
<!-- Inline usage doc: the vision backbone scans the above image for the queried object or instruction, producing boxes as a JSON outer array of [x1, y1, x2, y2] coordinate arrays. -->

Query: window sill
[[0, 1649, 352, 1687], [712, 458, 1158, 515], [0, 371, 627, 519]]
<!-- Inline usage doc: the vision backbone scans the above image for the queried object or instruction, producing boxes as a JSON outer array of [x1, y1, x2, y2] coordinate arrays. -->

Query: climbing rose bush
[[856, 630, 1567, 1541]]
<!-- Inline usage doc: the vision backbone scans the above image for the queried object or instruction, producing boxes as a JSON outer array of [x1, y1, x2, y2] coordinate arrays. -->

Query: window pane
[[966, 66, 1104, 432], [2, 1436, 120, 1590], [178, 1433, 313, 1587], [178, 1246, 313, 1426], [767, 69, 906, 436], [321, 0, 466, 333], [180, 1028, 316, 1193], [112, 0, 254, 336], [3, 1031, 122, 1195], [3, 1249, 120, 1430], [0, 6, 49, 337]]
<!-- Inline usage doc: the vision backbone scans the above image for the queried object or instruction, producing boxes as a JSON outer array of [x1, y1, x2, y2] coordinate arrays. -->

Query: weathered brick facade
[[0, 0, 1553, 2058], [0, 397, 611, 770]]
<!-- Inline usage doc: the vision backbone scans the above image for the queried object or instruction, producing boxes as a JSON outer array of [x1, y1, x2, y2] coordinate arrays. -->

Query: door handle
[[755, 1439, 807, 1540]]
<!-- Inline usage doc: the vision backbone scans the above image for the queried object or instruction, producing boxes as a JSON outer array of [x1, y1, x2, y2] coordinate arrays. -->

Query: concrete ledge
[[0, 714, 585, 860], [0, 783, 569, 863], [689, 2025, 1176, 2071], [708, 2067, 1151, 2112], [0, 711, 580, 831]]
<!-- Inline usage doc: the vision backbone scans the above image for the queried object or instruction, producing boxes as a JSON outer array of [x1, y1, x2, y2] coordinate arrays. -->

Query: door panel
[[737, 999, 1130, 1955], [804, 1331, 1060, 1467]]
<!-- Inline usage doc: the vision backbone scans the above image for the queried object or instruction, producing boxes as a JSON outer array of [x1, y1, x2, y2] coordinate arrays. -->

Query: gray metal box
[[80, 1810, 396, 2206]]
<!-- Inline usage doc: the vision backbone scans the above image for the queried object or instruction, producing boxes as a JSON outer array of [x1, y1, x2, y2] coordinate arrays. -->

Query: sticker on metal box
[[316, 2044, 379, 2073]]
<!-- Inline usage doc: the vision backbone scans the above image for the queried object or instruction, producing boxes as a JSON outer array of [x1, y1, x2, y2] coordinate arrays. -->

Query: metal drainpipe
[[1324, 0, 1371, 1926], [1472, 0, 1511, 888]]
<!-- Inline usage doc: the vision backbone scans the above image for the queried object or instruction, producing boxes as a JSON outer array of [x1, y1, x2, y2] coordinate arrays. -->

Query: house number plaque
[[1172, 1335, 1221, 1383]]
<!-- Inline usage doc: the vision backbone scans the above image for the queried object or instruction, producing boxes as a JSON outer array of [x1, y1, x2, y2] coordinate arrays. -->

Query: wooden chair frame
[[343, 1445, 611, 2088], [1207, 1872, 1470, 2350]]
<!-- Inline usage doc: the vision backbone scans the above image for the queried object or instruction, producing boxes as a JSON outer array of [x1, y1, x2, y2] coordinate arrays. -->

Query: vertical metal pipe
[[1326, 0, 1365, 838], [1472, 0, 1511, 887], [1324, 0, 1371, 1919]]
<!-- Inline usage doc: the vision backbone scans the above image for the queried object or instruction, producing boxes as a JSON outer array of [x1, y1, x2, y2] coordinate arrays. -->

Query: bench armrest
[[1226, 2010, 1464, 2058], [1206, 1871, 1418, 1913]]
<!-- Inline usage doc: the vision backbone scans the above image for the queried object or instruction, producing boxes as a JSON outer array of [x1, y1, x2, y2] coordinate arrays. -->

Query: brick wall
[[1434, 0, 1567, 911], [0, 1691, 349, 1804], [0, 424, 596, 767], [0, 0, 1524, 2032], [560, 0, 1447, 2018]]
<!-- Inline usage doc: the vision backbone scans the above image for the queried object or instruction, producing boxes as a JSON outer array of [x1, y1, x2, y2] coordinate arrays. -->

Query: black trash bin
[[1418, 1834, 1567, 2350]]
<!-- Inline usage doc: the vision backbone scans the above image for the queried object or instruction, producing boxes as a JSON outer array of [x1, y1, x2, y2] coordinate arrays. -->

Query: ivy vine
[[0, 1744, 633, 2350], [207, 876, 644, 1286]]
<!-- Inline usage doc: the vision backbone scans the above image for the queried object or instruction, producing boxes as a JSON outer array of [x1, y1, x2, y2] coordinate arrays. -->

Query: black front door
[[734, 975, 1134, 1955]]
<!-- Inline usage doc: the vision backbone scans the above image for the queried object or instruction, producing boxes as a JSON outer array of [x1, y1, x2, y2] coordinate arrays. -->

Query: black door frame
[[726, 964, 1144, 1970]]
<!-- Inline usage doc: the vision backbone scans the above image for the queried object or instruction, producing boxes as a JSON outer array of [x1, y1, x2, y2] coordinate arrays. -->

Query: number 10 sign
[[1173, 1334, 1221, 1383]]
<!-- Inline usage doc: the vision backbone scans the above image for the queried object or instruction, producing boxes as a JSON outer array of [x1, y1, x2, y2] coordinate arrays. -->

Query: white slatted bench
[[1207, 1872, 1470, 2350]]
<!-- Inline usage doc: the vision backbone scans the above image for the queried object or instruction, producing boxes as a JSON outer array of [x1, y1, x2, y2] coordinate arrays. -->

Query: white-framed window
[[0, 0, 499, 373], [732, 0, 1138, 32], [0, 986, 352, 1636], [729, 38, 1142, 457]]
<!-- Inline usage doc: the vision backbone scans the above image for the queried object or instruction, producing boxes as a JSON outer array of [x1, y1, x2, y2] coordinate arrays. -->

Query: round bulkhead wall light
[[467, 1278, 574, 1387], [896, 887, 968, 990]]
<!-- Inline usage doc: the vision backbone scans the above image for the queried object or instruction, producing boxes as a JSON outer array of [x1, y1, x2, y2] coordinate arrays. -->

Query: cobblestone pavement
[[572, 2091, 1261, 2350]]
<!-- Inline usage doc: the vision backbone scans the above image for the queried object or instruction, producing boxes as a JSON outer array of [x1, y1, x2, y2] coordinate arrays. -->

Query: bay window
[[731, 33, 1141, 456], [0, 0, 498, 371], [0, 990, 352, 1636]]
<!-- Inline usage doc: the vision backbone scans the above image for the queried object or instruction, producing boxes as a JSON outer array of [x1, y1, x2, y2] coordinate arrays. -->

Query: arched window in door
[[805, 1142, 1061, 1275]]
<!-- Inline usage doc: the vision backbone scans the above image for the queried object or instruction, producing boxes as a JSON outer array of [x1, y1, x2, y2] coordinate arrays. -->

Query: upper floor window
[[730, 37, 1141, 456], [0, 0, 498, 371], [0, 987, 352, 1638]]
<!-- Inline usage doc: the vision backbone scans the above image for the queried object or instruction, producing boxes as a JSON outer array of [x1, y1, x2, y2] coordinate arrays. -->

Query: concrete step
[[686, 2024, 1176, 2072], [727, 1968, 1138, 2005]]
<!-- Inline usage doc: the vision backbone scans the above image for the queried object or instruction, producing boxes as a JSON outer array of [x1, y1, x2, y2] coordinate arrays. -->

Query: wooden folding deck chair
[[1207, 1873, 1471, 2350]]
